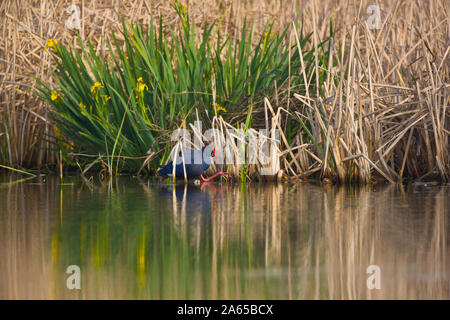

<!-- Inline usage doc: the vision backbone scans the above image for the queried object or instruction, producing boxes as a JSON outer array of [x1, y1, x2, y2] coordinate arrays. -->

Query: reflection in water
[[0, 175, 449, 299]]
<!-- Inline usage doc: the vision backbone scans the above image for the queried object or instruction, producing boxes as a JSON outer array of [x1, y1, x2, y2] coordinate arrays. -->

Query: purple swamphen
[[157, 145, 231, 182]]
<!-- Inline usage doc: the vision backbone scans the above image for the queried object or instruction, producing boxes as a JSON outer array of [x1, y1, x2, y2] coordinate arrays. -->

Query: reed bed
[[0, 0, 448, 183]]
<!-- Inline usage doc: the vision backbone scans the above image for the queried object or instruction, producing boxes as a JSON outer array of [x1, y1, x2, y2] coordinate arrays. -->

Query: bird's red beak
[[211, 148, 216, 157]]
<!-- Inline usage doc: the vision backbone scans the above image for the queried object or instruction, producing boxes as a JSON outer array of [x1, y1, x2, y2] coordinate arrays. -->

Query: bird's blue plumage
[[158, 145, 214, 178]]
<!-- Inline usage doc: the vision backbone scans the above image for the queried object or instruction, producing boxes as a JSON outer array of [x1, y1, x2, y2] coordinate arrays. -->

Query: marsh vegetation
[[0, 0, 448, 183]]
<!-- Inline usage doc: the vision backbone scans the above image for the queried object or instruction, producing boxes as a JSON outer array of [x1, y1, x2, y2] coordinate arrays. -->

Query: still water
[[0, 175, 449, 299]]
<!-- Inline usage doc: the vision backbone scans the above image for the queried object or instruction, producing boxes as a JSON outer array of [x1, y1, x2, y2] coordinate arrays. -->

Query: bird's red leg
[[201, 172, 232, 182]]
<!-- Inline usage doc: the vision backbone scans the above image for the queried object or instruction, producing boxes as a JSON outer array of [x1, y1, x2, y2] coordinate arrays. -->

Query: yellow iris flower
[[50, 90, 62, 103], [136, 77, 148, 94], [90, 82, 104, 94], [45, 39, 58, 51], [214, 103, 227, 113]]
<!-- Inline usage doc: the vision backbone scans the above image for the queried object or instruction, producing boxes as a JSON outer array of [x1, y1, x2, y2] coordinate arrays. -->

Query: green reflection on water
[[0, 175, 449, 299]]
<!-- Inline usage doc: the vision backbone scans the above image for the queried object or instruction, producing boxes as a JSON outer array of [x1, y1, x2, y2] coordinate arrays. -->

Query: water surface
[[1, 175, 449, 299]]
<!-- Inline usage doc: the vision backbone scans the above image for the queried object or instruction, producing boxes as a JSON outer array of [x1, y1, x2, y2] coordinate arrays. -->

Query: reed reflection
[[0, 175, 448, 299]]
